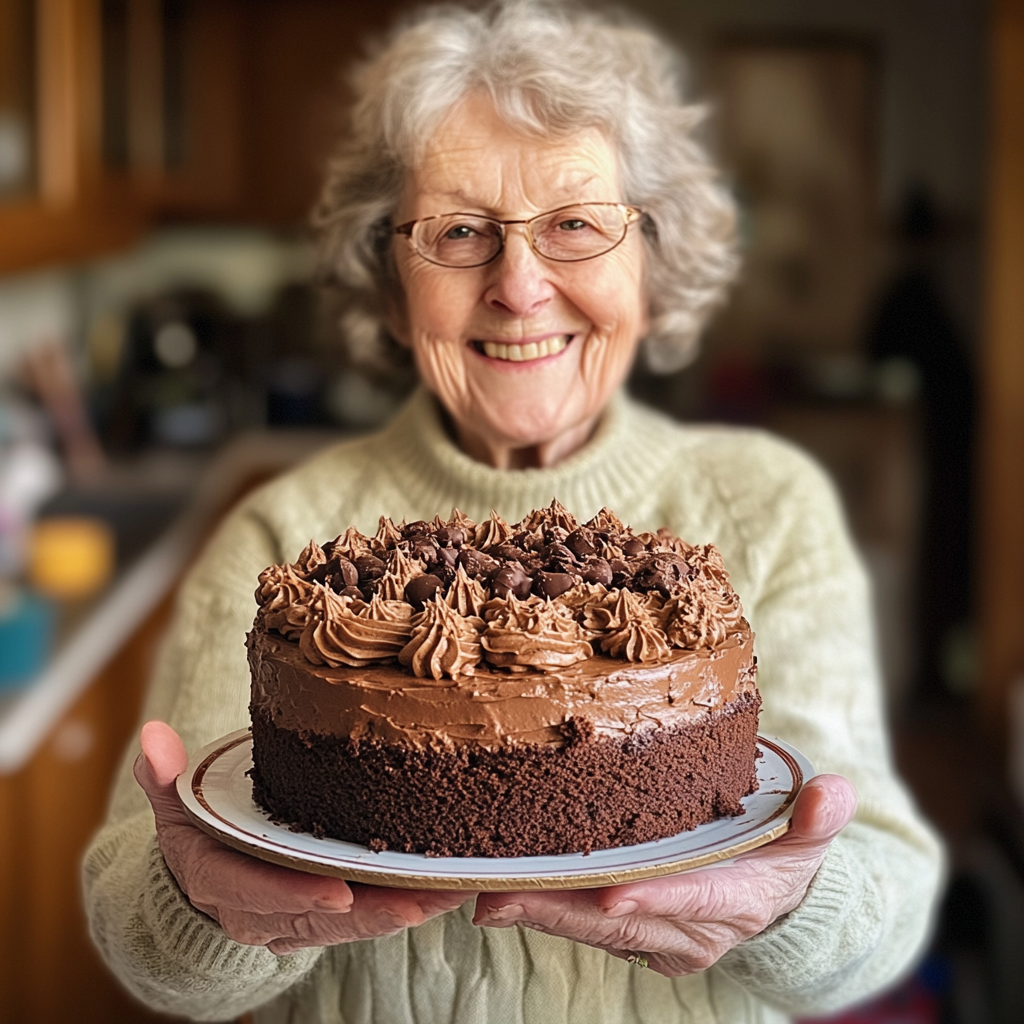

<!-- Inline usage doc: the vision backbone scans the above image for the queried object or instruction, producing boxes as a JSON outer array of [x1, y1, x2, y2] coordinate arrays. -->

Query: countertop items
[[0, 429, 341, 773]]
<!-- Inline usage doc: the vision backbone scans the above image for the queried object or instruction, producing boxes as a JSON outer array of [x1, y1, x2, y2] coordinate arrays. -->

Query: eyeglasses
[[394, 202, 644, 268]]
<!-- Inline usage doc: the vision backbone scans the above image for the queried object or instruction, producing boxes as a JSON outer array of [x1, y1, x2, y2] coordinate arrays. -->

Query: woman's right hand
[[135, 720, 472, 955]]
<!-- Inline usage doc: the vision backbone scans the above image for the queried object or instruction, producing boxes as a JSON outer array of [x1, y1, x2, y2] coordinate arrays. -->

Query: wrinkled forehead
[[404, 92, 622, 215]]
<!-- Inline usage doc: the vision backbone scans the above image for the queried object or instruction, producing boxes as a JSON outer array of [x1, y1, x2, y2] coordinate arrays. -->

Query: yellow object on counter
[[29, 517, 115, 599]]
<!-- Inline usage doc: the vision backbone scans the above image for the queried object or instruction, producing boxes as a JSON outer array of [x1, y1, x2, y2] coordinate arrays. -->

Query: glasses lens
[[416, 215, 503, 267], [531, 205, 627, 261]]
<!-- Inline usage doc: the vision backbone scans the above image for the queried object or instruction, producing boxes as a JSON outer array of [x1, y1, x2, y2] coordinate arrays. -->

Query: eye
[[444, 223, 478, 240], [557, 218, 588, 231]]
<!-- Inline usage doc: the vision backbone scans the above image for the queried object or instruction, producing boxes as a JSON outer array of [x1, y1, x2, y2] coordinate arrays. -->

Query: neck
[[446, 410, 601, 469]]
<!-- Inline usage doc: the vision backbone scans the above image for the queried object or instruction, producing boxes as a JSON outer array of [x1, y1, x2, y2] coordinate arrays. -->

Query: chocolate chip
[[533, 571, 576, 599], [353, 553, 385, 583], [457, 547, 499, 579], [565, 528, 597, 558], [404, 574, 443, 610], [434, 526, 465, 548], [432, 546, 458, 569], [336, 586, 364, 600], [322, 555, 359, 591], [434, 562, 457, 589], [403, 520, 434, 538], [491, 562, 533, 600], [490, 543, 527, 563], [541, 542, 578, 566], [407, 534, 439, 562], [511, 531, 543, 552], [608, 558, 633, 588], [622, 537, 646, 556], [633, 554, 691, 596], [581, 557, 613, 586], [519, 555, 544, 575]]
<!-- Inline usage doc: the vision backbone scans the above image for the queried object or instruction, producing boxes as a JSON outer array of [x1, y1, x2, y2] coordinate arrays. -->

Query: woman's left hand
[[474, 773, 856, 976]]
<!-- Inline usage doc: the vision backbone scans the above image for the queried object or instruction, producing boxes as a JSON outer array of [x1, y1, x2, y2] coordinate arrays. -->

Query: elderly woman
[[84, 3, 943, 1022]]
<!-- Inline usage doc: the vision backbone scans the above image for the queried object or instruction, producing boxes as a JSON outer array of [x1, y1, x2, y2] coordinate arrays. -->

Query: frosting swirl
[[330, 526, 372, 560], [294, 539, 327, 577], [481, 594, 592, 670], [377, 547, 423, 601], [598, 590, 671, 662], [256, 564, 318, 640], [446, 566, 488, 617], [399, 597, 483, 681], [300, 590, 412, 667], [474, 510, 513, 549], [373, 515, 405, 553]]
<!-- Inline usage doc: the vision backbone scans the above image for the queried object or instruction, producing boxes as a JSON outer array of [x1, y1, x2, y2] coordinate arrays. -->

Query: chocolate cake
[[247, 502, 760, 857]]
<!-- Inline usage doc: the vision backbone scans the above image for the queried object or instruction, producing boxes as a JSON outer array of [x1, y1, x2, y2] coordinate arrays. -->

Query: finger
[[217, 907, 366, 948], [134, 721, 191, 824], [475, 890, 618, 937], [183, 841, 353, 915], [788, 774, 857, 843], [348, 883, 473, 926], [475, 889, 696, 958], [248, 886, 472, 953]]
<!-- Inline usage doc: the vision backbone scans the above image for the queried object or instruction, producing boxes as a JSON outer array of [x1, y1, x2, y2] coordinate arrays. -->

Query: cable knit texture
[[83, 388, 943, 1023]]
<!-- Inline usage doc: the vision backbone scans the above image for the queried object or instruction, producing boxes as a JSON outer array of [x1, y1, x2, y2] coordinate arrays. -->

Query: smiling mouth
[[472, 334, 573, 363]]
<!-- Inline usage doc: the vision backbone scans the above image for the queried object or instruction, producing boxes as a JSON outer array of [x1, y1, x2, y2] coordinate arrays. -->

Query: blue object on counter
[[0, 590, 55, 690]]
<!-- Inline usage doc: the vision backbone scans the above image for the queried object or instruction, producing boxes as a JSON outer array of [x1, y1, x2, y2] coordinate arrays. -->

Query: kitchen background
[[1, 0, 1021, 1022]]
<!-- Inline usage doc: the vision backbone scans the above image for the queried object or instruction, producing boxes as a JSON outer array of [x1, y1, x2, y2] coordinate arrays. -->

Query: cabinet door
[[0, 0, 146, 273], [0, 593, 178, 1023], [0, 0, 38, 203]]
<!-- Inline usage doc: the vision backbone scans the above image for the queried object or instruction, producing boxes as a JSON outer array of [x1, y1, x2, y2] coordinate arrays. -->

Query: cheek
[[574, 263, 647, 382], [399, 250, 486, 339]]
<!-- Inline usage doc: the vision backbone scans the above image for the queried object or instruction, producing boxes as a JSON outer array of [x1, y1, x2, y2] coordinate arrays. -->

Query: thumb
[[788, 774, 858, 844], [134, 720, 190, 822]]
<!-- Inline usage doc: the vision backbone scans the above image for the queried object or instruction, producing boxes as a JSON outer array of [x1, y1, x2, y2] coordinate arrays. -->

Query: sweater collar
[[376, 387, 657, 523]]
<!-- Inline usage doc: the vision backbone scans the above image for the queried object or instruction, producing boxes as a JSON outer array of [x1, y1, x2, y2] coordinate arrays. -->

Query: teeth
[[480, 335, 570, 362]]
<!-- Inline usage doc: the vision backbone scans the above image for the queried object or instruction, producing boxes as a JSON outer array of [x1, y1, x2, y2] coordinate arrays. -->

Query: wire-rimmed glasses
[[394, 202, 644, 268]]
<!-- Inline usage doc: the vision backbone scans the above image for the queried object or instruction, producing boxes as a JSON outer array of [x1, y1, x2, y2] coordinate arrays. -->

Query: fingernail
[[604, 899, 639, 918], [485, 903, 523, 922]]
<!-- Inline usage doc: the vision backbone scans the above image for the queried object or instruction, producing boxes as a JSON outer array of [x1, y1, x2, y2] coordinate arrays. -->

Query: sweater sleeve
[[711, 438, 945, 1015], [82, 503, 324, 1021]]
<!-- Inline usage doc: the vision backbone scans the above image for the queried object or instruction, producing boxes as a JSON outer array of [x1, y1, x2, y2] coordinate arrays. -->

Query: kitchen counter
[[0, 429, 343, 774]]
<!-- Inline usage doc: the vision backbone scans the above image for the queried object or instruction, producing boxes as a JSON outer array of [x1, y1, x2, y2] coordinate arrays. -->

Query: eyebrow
[[423, 176, 602, 212]]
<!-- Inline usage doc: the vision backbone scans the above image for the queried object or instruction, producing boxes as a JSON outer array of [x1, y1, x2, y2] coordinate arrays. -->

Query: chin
[[480, 402, 579, 449]]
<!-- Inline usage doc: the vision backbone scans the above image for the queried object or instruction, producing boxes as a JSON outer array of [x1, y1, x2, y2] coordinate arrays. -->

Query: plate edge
[[178, 730, 806, 891]]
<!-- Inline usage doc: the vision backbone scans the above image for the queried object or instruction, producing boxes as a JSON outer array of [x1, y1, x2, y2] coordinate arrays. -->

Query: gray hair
[[313, 0, 739, 373]]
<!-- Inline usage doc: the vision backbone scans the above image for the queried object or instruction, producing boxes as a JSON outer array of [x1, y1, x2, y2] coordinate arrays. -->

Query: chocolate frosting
[[248, 625, 756, 752], [254, 502, 750, 682]]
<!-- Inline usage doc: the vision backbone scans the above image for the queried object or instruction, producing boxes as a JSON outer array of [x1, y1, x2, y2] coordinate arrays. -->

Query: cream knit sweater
[[83, 388, 943, 1024]]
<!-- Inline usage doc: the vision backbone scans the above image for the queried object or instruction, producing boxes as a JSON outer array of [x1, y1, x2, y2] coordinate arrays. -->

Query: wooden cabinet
[[0, 592, 178, 1023], [0, 0, 245, 274], [0, 0, 405, 274]]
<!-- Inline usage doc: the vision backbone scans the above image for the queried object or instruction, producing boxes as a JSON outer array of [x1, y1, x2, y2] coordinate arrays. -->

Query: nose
[[483, 227, 557, 317]]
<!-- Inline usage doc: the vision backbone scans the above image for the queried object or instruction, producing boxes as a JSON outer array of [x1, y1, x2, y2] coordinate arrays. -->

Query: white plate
[[178, 729, 813, 891]]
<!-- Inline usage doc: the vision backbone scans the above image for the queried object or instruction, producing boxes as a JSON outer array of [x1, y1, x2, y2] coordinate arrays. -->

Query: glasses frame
[[394, 202, 644, 268]]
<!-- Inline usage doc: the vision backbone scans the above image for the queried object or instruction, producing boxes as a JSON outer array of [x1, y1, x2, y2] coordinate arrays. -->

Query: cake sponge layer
[[248, 691, 761, 857]]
